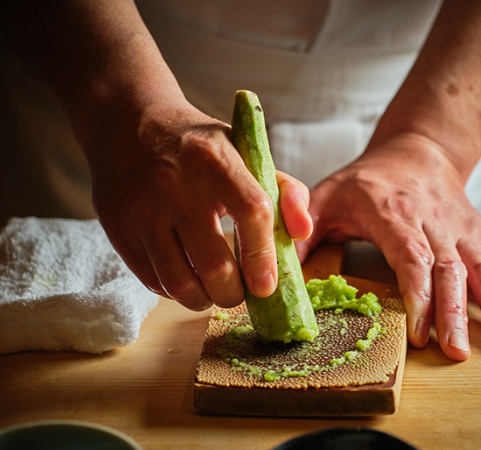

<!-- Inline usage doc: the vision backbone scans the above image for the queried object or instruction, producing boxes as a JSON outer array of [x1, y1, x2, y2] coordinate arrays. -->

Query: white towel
[[0, 217, 159, 354]]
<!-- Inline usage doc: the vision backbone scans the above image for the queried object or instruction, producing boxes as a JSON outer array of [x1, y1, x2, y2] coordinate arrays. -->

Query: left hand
[[296, 132, 481, 361]]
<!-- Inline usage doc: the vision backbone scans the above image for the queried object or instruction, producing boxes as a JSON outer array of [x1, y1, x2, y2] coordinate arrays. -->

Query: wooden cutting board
[[194, 243, 407, 417]]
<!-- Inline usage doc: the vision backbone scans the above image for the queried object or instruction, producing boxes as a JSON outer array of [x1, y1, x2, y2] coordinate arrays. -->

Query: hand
[[89, 103, 312, 312], [296, 132, 481, 361], [0, 0, 315, 314]]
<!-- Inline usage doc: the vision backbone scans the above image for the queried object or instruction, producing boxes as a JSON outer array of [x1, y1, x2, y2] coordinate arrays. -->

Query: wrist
[[362, 130, 469, 190], [366, 0, 481, 184], [368, 88, 481, 185]]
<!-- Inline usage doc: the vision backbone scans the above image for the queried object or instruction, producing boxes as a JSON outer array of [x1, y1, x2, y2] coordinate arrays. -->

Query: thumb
[[277, 171, 313, 242]]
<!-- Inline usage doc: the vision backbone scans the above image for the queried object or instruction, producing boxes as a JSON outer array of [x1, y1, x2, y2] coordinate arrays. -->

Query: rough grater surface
[[196, 298, 406, 389]]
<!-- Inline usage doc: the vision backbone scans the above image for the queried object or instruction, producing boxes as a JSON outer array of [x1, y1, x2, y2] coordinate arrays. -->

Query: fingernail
[[180, 299, 213, 312], [415, 318, 430, 345], [198, 301, 213, 312], [448, 330, 469, 352], [250, 271, 276, 297], [148, 285, 171, 298]]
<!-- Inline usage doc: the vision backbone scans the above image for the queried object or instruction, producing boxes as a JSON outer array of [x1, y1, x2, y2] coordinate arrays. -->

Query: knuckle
[[243, 194, 273, 225], [198, 256, 234, 283], [184, 131, 226, 161], [433, 259, 468, 281], [243, 243, 275, 267], [163, 278, 197, 301], [184, 135, 236, 177], [442, 302, 466, 318], [184, 133, 216, 156], [398, 238, 435, 269]]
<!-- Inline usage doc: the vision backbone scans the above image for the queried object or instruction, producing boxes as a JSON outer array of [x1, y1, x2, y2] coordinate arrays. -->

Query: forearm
[[368, 0, 481, 183], [1, 0, 189, 165], [1, 0, 311, 312]]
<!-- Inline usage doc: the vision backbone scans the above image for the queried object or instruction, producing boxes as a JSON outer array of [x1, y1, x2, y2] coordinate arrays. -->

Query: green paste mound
[[306, 275, 382, 316]]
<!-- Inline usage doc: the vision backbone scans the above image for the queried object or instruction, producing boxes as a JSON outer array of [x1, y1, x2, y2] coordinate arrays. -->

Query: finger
[[232, 194, 277, 298], [430, 242, 470, 361], [104, 233, 168, 295], [375, 225, 434, 349], [142, 228, 213, 312], [176, 208, 244, 308], [276, 171, 313, 241], [457, 237, 481, 308], [221, 169, 278, 298]]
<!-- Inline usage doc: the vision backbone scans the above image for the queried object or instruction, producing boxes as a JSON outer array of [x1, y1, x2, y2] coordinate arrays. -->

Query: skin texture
[[2, 0, 481, 360], [1, 0, 312, 312], [296, 0, 481, 361]]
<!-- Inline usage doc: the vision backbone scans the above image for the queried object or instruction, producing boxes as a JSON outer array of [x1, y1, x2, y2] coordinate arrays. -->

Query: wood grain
[[1, 237, 480, 450], [194, 244, 406, 416]]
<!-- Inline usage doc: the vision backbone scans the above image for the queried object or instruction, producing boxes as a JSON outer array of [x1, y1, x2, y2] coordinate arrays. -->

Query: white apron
[[137, 0, 444, 187], [2, 0, 480, 224]]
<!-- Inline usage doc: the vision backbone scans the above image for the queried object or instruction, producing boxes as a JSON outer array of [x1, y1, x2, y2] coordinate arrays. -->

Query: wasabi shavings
[[227, 325, 255, 340], [215, 275, 387, 382], [306, 275, 381, 316], [215, 311, 230, 321]]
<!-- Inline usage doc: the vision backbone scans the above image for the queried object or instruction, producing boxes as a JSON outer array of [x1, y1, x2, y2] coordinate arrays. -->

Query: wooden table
[[1, 240, 480, 450]]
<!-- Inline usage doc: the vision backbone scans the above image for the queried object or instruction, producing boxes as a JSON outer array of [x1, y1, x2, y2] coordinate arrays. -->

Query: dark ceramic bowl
[[273, 427, 418, 450], [0, 420, 143, 450]]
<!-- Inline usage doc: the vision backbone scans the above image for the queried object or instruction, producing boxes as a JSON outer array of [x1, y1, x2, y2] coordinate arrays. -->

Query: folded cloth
[[0, 217, 159, 354]]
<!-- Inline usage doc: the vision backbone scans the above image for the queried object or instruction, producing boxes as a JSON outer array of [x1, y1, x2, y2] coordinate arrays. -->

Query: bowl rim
[[0, 419, 143, 450], [273, 426, 418, 450]]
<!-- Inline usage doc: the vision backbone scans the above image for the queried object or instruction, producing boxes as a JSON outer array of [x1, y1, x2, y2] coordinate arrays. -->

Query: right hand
[[0, 0, 314, 313], [88, 103, 312, 311]]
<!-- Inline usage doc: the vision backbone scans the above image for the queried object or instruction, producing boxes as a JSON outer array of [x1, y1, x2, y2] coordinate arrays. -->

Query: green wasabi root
[[231, 90, 319, 343]]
